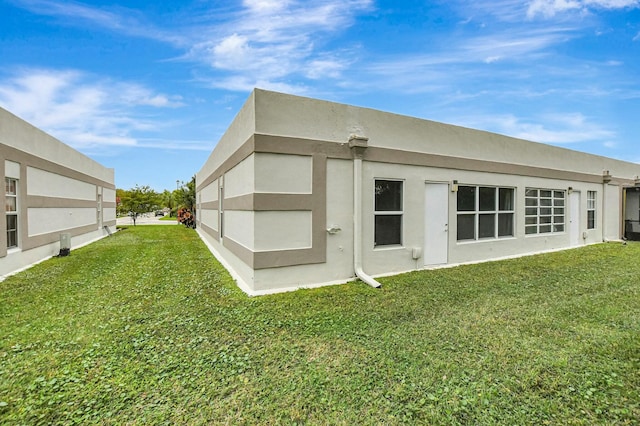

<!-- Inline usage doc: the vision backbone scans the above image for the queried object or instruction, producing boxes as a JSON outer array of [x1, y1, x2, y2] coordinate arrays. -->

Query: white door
[[570, 191, 581, 247], [424, 183, 449, 266]]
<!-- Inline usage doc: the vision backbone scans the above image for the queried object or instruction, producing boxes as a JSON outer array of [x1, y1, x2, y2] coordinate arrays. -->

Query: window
[[587, 191, 596, 229], [456, 185, 514, 241], [374, 180, 402, 246], [525, 188, 565, 235], [5, 178, 18, 249]]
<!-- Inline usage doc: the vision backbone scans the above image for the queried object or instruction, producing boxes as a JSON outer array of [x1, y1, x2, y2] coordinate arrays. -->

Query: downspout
[[350, 135, 382, 288]]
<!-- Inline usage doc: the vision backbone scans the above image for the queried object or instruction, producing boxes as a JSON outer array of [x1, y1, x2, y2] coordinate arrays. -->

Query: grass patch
[[159, 215, 176, 221], [1, 226, 638, 424]]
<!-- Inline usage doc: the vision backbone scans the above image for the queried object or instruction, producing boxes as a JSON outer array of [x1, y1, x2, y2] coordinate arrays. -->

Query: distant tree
[[161, 189, 175, 214], [119, 185, 161, 225], [174, 176, 196, 212]]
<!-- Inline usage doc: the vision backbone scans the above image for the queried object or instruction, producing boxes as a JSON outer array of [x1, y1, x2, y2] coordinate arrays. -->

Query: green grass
[[1, 226, 638, 425], [159, 214, 176, 221]]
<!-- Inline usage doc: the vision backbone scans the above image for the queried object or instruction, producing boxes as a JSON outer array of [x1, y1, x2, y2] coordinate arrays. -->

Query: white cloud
[[460, 112, 616, 144], [187, 0, 373, 88], [0, 68, 183, 150], [12, 0, 185, 44], [527, 0, 640, 18]]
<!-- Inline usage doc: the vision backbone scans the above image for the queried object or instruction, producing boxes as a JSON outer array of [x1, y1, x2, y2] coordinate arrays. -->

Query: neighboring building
[[1, 107, 116, 278], [196, 89, 640, 295]]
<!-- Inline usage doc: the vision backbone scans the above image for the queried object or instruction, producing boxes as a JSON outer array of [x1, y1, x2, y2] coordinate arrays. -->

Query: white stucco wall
[[200, 209, 218, 230], [225, 155, 254, 198], [254, 153, 312, 194], [27, 167, 96, 200], [224, 210, 254, 250], [5, 160, 20, 178], [200, 179, 218, 203], [254, 211, 312, 251], [28, 208, 96, 236]]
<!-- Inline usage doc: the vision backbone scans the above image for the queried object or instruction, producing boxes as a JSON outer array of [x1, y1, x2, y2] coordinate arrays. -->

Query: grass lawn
[[1, 226, 638, 425], [159, 215, 176, 221]]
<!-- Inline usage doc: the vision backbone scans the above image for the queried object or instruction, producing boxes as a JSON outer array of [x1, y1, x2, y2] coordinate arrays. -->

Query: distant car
[[155, 210, 164, 217]]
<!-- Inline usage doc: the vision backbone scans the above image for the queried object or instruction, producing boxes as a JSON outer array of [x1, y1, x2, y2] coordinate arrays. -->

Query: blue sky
[[1, 0, 639, 191]]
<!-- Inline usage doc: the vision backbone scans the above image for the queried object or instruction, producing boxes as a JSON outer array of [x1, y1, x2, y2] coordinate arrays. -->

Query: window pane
[[479, 187, 496, 211], [5, 197, 16, 212], [540, 225, 552, 233], [498, 213, 514, 237], [457, 186, 476, 212], [540, 216, 552, 224], [499, 188, 514, 211], [554, 191, 565, 198], [375, 180, 402, 212], [525, 225, 537, 235], [553, 224, 565, 232], [540, 207, 552, 215], [479, 213, 495, 238], [374, 215, 402, 246], [525, 198, 538, 207], [525, 216, 537, 225], [587, 211, 595, 229], [540, 199, 552, 206], [525, 207, 537, 216], [457, 214, 475, 240], [5, 178, 16, 195], [525, 189, 538, 197], [541, 190, 552, 197], [6, 215, 17, 248], [554, 208, 564, 215], [6, 215, 17, 231], [554, 199, 565, 206], [553, 215, 564, 224]]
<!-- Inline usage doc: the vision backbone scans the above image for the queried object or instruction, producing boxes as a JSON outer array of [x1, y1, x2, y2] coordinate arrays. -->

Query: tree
[[161, 189, 175, 215], [119, 185, 161, 225], [174, 176, 196, 212]]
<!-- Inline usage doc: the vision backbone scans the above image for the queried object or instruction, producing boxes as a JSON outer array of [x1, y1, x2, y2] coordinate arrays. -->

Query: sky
[[0, 0, 639, 192]]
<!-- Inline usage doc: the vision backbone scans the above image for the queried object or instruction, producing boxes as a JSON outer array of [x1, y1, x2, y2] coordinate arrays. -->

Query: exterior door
[[570, 191, 581, 247], [424, 183, 449, 266]]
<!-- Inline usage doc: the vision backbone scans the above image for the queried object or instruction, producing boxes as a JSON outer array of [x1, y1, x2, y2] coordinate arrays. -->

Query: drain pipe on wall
[[350, 135, 382, 288]]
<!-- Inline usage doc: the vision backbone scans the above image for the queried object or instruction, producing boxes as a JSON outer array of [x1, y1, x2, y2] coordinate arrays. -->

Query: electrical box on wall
[[59, 233, 71, 257]]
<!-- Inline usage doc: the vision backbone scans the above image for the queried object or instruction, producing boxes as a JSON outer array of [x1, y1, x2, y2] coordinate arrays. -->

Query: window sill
[[373, 245, 404, 251], [456, 236, 516, 244]]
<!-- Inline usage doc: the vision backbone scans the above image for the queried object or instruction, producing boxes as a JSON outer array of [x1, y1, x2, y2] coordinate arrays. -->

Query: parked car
[[155, 210, 164, 217]]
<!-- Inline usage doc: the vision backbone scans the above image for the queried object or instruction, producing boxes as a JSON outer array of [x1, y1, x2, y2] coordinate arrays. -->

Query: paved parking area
[[116, 214, 178, 226]]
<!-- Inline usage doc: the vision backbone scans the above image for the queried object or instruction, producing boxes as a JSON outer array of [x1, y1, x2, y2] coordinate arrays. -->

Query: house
[[1, 107, 116, 278], [195, 89, 640, 295]]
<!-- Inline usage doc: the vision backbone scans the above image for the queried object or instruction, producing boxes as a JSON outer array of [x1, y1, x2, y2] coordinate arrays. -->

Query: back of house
[[196, 89, 640, 295], [1, 107, 116, 278]]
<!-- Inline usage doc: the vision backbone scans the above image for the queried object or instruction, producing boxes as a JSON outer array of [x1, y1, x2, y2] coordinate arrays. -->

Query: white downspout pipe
[[350, 136, 382, 288]]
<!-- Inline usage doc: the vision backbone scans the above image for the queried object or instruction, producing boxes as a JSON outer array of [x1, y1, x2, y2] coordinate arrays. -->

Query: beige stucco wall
[[196, 89, 640, 295], [0, 108, 114, 183], [1, 107, 116, 279], [196, 92, 256, 185], [253, 89, 639, 181]]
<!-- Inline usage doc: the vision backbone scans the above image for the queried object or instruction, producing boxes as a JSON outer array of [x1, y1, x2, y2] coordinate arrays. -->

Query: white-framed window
[[456, 185, 515, 241], [5, 177, 18, 249], [587, 190, 596, 229], [525, 188, 565, 235], [374, 179, 403, 247]]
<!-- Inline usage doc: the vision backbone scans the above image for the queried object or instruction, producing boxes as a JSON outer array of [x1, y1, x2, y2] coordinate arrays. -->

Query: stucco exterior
[[1, 107, 116, 278], [196, 89, 640, 295]]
